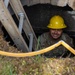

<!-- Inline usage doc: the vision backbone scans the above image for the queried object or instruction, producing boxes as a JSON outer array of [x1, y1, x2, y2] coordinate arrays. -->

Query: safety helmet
[[47, 15, 67, 29]]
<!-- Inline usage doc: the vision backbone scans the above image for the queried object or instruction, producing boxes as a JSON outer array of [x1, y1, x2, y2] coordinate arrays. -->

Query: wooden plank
[[51, 0, 68, 6], [21, 0, 50, 6], [44, 0, 51, 3], [40, 0, 50, 4], [68, 0, 75, 10], [0, 0, 29, 52], [25, 0, 40, 6], [10, 0, 37, 50], [39, 0, 45, 3], [57, 0, 68, 6], [51, 0, 58, 5], [21, 0, 40, 6], [32, 0, 40, 5]]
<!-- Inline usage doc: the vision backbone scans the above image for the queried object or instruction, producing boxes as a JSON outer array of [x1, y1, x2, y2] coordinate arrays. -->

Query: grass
[[0, 56, 75, 75], [0, 35, 75, 75]]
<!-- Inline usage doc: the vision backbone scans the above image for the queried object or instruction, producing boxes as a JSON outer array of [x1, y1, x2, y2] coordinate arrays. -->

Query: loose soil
[[0, 29, 75, 75]]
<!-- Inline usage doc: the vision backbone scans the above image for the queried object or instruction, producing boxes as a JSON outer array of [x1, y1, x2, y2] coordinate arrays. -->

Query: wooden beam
[[32, 0, 40, 5], [57, 0, 68, 6], [40, 0, 50, 4], [10, 0, 37, 50], [21, 0, 39, 6], [0, 0, 29, 52], [51, 0, 58, 5], [51, 0, 68, 6]]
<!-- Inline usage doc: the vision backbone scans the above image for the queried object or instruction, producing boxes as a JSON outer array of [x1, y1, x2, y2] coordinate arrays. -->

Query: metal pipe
[[18, 13, 24, 34], [4, 0, 10, 7], [29, 33, 33, 52]]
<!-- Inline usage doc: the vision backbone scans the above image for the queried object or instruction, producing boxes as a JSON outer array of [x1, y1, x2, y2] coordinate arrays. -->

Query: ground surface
[[0, 30, 75, 75]]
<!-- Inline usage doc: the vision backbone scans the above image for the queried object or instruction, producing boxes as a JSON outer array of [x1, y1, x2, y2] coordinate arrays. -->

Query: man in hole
[[37, 15, 74, 58]]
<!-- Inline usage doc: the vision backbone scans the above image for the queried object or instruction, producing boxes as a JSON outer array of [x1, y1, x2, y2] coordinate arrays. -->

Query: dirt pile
[[0, 30, 75, 75]]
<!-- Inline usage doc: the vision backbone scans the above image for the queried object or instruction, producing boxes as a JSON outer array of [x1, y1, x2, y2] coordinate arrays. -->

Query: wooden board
[[0, 0, 29, 52], [17, 0, 75, 10], [57, 0, 68, 6], [40, 0, 50, 4], [10, 0, 37, 50], [51, 0, 68, 6]]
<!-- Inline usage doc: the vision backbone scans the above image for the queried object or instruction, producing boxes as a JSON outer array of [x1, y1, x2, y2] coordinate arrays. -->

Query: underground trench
[[1, 4, 75, 57]]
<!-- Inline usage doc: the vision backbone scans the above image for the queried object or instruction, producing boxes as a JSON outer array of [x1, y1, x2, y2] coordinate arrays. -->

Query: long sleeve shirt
[[37, 32, 74, 58]]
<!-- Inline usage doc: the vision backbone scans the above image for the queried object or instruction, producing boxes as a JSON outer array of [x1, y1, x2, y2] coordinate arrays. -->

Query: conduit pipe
[[28, 33, 33, 52], [4, 0, 10, 8], [0, 40, 75, 57], [18, 13, 24, 34]]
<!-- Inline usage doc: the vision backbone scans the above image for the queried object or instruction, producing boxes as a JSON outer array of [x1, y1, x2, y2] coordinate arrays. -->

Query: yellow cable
[[0, 41, 62, 57], [0, 40, 75, 57], [61, 40, 75, 55]]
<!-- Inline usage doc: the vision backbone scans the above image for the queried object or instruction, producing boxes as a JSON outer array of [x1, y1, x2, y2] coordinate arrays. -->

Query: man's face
[[50, 29, 63, 39]]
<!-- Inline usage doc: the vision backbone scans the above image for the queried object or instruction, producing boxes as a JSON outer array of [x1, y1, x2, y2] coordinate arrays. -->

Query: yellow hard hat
[[47, 15, 67, 29]]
